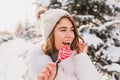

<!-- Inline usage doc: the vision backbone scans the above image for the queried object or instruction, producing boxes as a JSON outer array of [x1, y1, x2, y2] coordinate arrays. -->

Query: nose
[[66, 31, 74, 38]]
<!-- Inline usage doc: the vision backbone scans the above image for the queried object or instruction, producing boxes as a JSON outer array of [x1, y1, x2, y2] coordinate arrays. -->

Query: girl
[[27, 8, 100, 80]]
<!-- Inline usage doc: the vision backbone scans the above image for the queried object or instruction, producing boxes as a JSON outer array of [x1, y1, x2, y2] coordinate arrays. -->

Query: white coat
[[27, 42, 100, 80]]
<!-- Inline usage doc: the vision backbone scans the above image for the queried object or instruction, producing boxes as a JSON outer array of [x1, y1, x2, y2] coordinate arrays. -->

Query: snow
[[103, 63, 120, 72], [0, 19, 119, 80], [94, 20, 120, 31], [82, 32, 104, 49], [106, 0, 120, 8], [78, 18, 120, 80], [0, 0, 120, 80], [101, 45, 120, 62], [0, 38, 34, 80], [0, 37, 119, 80]]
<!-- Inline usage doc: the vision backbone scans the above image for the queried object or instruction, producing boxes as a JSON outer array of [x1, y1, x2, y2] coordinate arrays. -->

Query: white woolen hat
[[38, 9, 71, 40]]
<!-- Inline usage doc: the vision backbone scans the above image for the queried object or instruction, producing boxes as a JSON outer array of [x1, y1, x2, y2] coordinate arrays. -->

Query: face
[[54, 17, 75, 50]]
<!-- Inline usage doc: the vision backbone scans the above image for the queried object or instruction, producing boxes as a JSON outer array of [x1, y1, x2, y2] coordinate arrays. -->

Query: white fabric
[[27, 43, 100, 80]]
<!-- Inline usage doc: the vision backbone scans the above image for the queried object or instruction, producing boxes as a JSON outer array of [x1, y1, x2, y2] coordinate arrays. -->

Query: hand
[[76, 42, 87, 54], [38, 62, 56, 80]]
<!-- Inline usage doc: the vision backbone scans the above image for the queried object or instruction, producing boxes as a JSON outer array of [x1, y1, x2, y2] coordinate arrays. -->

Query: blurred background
[[0, 0, 120, 80]]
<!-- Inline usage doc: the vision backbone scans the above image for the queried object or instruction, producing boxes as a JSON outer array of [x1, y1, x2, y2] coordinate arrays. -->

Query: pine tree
[[47, 0, 120, 80]]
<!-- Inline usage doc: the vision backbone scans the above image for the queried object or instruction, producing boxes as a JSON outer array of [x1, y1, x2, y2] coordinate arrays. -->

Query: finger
[[81, 43, 86, 48], [46, 64, 55, 75], [77, 43, 83, 52], [47, 64, 55, 71], [47, 68, 55, 80], [43, 74, 49, 80], [46, 62, 56, 72], [77, 42, 86, 53], [39, 67, 50, 79], [42, 67, 50, 78], [46, 63, 56, 79], [43, 62, 55, 77], [48, 62, 56, 67], [38, 72, 46, 80], [80, 43, 87, 53]]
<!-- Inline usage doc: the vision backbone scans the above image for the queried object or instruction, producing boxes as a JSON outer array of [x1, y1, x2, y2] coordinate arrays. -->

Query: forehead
[[56, 17, 73, 27]]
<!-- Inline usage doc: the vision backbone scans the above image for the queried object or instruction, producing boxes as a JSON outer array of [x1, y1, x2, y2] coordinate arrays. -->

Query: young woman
[[27, 8, 100, 80]]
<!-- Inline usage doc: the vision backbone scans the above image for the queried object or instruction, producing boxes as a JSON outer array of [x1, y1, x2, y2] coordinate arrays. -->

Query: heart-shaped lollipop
[[55, 46, 72, 63]]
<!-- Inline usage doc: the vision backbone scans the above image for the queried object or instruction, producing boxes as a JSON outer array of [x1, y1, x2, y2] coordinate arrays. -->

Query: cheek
[[54, 33, 64, 50]]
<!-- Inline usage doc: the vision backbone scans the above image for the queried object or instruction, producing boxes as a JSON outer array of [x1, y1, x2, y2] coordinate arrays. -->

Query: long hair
[[41, 15, 84, 56]]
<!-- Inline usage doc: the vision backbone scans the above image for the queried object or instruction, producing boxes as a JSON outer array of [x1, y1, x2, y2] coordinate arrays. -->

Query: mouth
[[63, 42, 71, 46]]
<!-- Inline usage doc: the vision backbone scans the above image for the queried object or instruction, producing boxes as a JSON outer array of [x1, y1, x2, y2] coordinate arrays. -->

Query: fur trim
[[27, 44, 100, 80], [73, 53, 100, 80]]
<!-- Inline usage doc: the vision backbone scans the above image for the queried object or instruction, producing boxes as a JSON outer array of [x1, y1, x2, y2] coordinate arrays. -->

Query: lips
[[63, 42, 71, 46]]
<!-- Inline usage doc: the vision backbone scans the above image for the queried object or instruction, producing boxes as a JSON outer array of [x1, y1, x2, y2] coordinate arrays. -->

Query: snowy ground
[[0, 38, 34, 80], [0, 36, 119, 80]]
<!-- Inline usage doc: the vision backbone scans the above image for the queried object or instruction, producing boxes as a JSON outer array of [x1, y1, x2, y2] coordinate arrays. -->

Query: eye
[[71, 28, 74, 32], [60, 29, 66, 32]]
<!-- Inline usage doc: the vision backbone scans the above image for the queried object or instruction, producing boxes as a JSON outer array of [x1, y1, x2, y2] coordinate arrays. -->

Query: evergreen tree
[[47, 0, 120, 80], [33, 0, 120, 79]]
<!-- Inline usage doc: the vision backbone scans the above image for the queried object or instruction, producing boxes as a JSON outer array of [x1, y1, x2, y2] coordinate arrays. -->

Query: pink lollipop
[[55, 46, 72, 63], [53, 46, 72, 80]]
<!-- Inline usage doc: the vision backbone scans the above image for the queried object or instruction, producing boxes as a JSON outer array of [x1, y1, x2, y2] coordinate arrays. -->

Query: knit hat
[[38, 9, 71, 40]]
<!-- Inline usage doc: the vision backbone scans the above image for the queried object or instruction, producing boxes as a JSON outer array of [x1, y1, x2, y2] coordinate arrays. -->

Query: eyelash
[[61, 30, 66, 31], [71, 29, 74, 31], [60, 29, 74, 32]]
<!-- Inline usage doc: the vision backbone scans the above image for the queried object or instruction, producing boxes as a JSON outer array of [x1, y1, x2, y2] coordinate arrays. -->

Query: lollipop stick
[[55, 60, 60, 64]]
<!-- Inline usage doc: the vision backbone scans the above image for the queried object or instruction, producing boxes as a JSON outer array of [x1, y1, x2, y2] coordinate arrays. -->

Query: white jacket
[[27, 43, 100, 80]]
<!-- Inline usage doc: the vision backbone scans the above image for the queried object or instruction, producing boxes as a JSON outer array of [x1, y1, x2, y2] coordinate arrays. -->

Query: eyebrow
[[58, 26, 74, 30]]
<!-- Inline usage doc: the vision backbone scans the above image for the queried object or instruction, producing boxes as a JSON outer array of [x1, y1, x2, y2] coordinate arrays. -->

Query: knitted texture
[[38, 9, 70, 40]]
